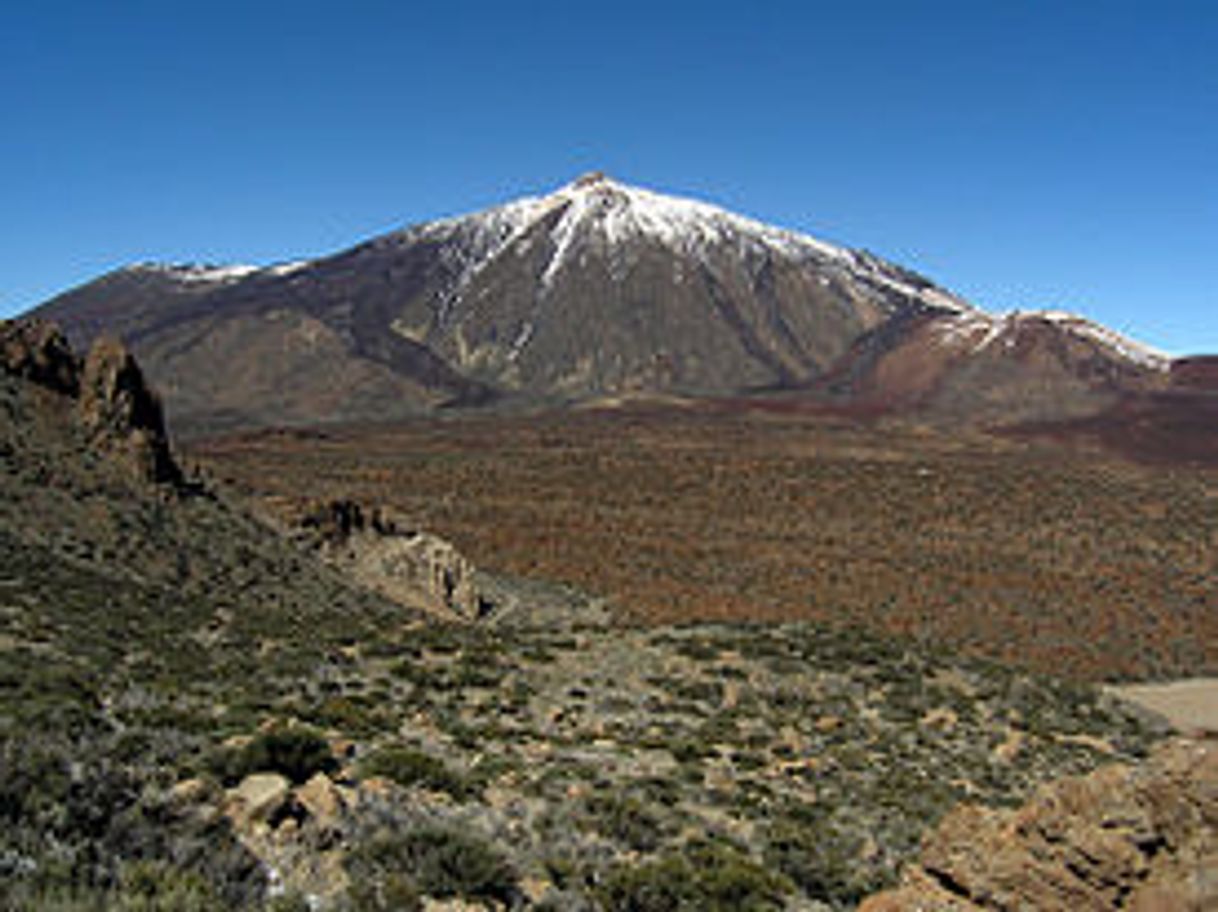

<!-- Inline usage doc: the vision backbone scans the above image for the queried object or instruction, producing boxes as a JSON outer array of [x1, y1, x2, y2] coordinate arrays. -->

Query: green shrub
[[358, 746, 472, 800], [598, 841, 791, 911], [112, 860, 227, 912], [344, 872, 422, 912], [345, 825, 516, 904], [211, 725, 336, 786], [763, 820, 883, 906], [582, 793, 670, 852]]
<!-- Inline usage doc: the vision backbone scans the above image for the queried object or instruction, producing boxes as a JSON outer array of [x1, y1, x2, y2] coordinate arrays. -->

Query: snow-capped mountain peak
[[35, 174, 1182, 433], [407, 173, 973, 313]]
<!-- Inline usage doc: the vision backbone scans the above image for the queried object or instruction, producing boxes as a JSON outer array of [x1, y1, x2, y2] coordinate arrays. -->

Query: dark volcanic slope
[[33, 174, 1175, 435], [1012, 355, 1218, 465], [34, 175, 974, 433], [819, 308, 1172, 424]]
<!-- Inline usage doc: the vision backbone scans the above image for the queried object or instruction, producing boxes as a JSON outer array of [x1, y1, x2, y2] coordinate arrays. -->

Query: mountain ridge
[[31, 174, 1173, 435]]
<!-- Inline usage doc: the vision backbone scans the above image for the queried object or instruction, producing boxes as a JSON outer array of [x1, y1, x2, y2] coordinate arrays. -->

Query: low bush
[[581, 793, 670, 852], [598, 840, 791, 911], [358, 745, 472, 800], [763, 819, 884, 907], [210, 725, 336, 786], [345, 825, 516, 904]]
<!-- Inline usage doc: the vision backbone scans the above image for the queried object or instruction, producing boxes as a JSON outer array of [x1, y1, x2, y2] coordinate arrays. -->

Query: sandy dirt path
[[1109, 678, 1218, 735]]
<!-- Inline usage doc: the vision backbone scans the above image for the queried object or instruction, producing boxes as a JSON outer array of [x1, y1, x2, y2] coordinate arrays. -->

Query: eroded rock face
[[297, 499, 491, 620], [78, 335, 183, 485], [860, 739, 1218, 911], [2, 319, 184, 487], [0, 319, 80, 395]]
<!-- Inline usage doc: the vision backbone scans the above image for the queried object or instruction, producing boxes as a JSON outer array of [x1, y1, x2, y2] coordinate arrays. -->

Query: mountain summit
[[32, 176, 1165, 433]]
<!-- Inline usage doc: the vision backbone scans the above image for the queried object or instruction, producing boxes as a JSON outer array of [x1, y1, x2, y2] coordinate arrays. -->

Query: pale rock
[[860, 740, 1218, 912], [295, 772, 347, 831], [226, 773, 292, 828]]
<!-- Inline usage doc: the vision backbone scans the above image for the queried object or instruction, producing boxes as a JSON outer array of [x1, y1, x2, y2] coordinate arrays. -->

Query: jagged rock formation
[[1, 318, 80, 394], [0, 316, 417, 631], [1, 318, 499, 624], [859, 738, 1218, 911], [30, 174, 1175, 436], [294, 499, 492, 620], [0, 322, 419, 908], [2, 319, 182, 486], [78, 335, 184, 486]]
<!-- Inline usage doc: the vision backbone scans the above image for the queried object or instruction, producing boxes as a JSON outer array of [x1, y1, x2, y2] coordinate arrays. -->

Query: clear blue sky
[[2, 0, 1214, 354]]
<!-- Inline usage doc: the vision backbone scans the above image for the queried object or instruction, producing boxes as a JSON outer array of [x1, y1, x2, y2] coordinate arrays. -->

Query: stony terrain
[[193, 620, 1177, 910], [1, 557, 1169, 911]]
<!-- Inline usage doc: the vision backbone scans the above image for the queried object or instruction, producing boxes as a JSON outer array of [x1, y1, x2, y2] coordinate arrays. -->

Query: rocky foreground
[[77, 619, 1168, 910], [862, 738, 1218, 911]]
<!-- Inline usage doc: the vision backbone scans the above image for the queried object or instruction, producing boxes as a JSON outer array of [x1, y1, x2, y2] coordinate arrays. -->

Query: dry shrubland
[[191, 404, 1218, 682]]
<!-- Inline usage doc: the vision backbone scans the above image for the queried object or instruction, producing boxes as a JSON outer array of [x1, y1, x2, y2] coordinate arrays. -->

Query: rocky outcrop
[[297, 500, 492, 620], [1171, 356, 1218, 391], [78, 335, 183, 485], [1, 318, 183, 486], [217, 770, 359, 906], [0, 318, 80, 395], [860, 739, 1218, 911]]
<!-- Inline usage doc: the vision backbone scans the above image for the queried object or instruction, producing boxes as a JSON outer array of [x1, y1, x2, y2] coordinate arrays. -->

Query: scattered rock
[[296, 772, 348, 832], [168, 777, 211, 807], [421, 898, 496, 911]]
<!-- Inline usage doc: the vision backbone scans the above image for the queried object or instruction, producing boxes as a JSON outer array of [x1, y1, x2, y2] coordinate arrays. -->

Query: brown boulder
[[860, 740, 1218, 912], [77, 335, 182, 485], [295, 772, 349, 832], [1, 319, 79, 394]]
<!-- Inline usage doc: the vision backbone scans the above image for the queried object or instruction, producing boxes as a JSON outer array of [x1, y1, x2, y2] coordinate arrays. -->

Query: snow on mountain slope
[[124, 260, 311, 284], [397, 172, 975, 315], [930, 309, 1170, 371], [30, 173, 1176, 432], [105, 173, 973, 328]]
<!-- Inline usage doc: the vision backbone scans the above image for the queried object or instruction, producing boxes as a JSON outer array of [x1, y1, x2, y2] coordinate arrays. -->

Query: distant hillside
[[31, 175, 1172, 435], [820, 308, 1171, 425]]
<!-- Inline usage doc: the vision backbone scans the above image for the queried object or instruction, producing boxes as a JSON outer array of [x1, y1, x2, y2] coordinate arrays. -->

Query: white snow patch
[[930, 308, 1170, 370], [508, 321, 535, 361], [932, 311, 1006, 352], [1033, 310, 1170, 370], [131, 262, 261, 283], [129, 260, 317, 283], [266, 259, 309, 277]]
